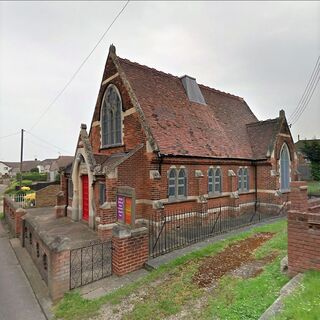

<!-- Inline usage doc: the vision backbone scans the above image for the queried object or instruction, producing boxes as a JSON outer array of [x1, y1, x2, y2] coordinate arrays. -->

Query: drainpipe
[[64, 175, 68, 217], [158, 152, 163, 176], [254, 162, 258, 212]]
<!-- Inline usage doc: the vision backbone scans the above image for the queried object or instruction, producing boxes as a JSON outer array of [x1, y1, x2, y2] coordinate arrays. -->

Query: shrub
[[16, 172, 47, 182]]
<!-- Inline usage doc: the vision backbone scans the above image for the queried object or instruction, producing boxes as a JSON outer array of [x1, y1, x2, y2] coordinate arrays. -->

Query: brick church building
[[62, 44, 297, 240]]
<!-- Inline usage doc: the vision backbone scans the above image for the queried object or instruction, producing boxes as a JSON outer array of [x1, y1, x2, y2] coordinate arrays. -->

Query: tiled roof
[[246, 118, 280, 159], [118, 57, 260, 159], [93, 144, 144, 174]]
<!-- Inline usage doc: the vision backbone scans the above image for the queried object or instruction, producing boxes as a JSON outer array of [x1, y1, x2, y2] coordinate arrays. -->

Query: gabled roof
[[246, 118, 281, 159], [50, 156, 74, 171], [116, 56, 259, 159], [94, 144, 144, 175]]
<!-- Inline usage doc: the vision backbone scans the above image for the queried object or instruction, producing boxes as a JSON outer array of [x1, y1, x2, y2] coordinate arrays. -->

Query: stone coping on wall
[[23, 207, 99, 252]]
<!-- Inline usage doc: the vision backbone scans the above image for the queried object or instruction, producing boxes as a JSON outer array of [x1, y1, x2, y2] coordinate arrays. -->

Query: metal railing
[[149, 198, 288, 258], [8, 193, 35, 208]]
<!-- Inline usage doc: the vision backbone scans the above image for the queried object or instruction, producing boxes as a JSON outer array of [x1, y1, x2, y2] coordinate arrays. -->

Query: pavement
[[0, 221, 46, 320]]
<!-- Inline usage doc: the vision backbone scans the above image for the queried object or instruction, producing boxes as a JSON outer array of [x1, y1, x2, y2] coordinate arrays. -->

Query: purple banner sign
[[117, 195, 125, 221]]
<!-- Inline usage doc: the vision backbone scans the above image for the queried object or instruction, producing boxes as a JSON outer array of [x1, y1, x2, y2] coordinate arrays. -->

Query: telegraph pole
[[19, 129, 24, 189]]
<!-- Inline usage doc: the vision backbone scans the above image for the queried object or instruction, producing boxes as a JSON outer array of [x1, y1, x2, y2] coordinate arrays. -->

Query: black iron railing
[[149, 197, 288, 258]]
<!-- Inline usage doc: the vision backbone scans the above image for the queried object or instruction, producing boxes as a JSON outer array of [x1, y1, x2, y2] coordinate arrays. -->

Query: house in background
[[49, 156, 73, 182], [0, 161, 12, 177], [1, 160, 41, 177], [295, 138, 320, 180], [37, 158, 56, 174]]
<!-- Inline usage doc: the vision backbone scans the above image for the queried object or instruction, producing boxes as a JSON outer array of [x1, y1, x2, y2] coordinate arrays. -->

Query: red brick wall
[[3, 196, 26, 237], [288, 181, 320, 275], [112, 226, 148, 276], [36, 184, 61, 208], [288, 210, 320, 275]]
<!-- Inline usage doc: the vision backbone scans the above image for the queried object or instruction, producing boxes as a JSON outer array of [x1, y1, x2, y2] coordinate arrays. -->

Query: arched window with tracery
[[280, 144, 290, 190], [101, 84, 122, 147]]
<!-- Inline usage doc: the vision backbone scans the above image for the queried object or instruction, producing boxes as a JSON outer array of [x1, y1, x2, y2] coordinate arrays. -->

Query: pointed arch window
[[238, 167, 249, 192], [168, 167, 187, 199], [208, 167, 222, 194], [178, 169, 187, 197], [280, 144, 290, 191], [101, 84, 122, 147]]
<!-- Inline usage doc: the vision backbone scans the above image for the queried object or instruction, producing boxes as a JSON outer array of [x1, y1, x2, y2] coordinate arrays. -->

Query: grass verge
[[307, 180, 320, 197], [54, 219, 287, 320], [274, 270, 320, 320]]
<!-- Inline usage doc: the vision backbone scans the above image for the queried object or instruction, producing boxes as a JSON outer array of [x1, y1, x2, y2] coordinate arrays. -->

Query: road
[[0, 184, 46, 320]]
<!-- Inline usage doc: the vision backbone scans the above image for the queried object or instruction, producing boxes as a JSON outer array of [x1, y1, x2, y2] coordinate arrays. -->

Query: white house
[[0, 161, 12, 177]]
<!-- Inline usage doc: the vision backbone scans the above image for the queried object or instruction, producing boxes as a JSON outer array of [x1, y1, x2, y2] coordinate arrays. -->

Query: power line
[[289, 55, 320, 123], [289, 55, 320, 125], [29, 0, 130, 131], [0, 132, 20, 140], [289, 57, 320, 124], [24, 130, 73, 154], [25, 134, 62, 155], [291, 73, 320, 126]]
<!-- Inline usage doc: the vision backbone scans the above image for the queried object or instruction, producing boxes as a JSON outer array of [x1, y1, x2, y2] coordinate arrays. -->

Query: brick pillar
[[15, 208, 26, 237], [290, 181, 308, 212], [112, 224, 148, 276], [49, 250, 70, 302], [288, 210, 320, 276], [55, 191, 65, 218]]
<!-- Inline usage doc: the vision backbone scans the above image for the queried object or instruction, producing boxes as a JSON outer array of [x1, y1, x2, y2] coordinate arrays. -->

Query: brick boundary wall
[[3, 195, 26, 237], [112, 225, 149, 276], [288, 181, 320, 276], [36, 184, 61, 208], [22, 218, 71, 301]]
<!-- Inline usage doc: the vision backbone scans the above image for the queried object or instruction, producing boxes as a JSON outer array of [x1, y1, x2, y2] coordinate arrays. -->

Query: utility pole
[[19, 129, 24, 189]]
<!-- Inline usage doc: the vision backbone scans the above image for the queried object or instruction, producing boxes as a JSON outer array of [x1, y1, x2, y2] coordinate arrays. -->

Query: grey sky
[[0, 1, 319, 162]]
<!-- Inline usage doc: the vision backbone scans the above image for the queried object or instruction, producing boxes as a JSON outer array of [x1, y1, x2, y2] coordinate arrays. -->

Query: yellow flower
[[24, 193, 35, 201], [21, 186, 31, 191]]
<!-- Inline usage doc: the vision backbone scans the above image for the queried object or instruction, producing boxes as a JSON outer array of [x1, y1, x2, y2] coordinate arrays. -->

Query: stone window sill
[[238, 191, 255, 195], [100, 144, 124, 150], [207, 193, 228, 199], [167, 197, 194, 204]]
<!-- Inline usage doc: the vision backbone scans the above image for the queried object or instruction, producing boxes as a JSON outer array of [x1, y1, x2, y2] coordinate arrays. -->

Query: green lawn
[[274, 270, 320, 320], [307, 180, 320, 196], [54, 220, 291, 320]]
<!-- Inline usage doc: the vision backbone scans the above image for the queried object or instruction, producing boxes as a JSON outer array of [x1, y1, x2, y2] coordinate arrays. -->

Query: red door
[[82, 175, 89, 221]]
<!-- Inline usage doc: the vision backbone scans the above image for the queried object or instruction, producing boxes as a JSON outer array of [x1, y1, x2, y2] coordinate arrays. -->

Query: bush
[[311, 162, 320, 181], [16, 172, 47, 182], [5, 180, 33, 194], [30, 167, 39, 173]]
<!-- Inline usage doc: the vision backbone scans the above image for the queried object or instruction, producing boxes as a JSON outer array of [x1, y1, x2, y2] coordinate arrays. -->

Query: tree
[[301, 140, 320, 181], [30, 167, 39, 173]]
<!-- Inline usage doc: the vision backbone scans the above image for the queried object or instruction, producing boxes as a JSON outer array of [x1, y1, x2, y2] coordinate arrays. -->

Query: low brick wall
[[3, 195, 26, 237], [36, 184, 60, 207], [288, 210, 320, 275], [288, 181, 320, 276], [112, 225, 149, 276], [22, 219, 70, 301]]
